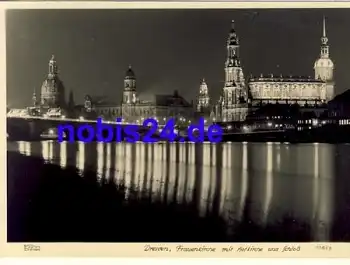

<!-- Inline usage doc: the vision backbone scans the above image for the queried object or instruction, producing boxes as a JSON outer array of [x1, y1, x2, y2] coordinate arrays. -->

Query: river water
[[7, 140, 350, 241]]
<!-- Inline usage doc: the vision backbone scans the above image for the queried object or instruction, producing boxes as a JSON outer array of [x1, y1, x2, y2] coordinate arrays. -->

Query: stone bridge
[[6, 116, 145, 141]]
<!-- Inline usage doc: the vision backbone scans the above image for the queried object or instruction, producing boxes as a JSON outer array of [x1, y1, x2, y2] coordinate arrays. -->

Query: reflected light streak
[[48, 140, 54, 163], [145, 145, 153, 196], [60, 141, 67, 168], [167, 145, 177, 202], [25, 142, 31, 156], [160, 150, 167, 203], [312, 143, 320, 220], [211, 144, 216, 166], [276, 143, 281, 170], [41, 141, 49, 161], [18, 141, 26, 156], [139, 144, 146, 193], [76, 141, 85, 173], [238, 142, 248, 221], [41, 141, 53, 163], [199, 144, 211, 217], [124, 144, 132, 200], [117, 144, 125, 183], [186, 144, 196, 203], [105, 143, 111, 180], [134, 143, 142, 193], [97, 142, 104, 183], [263, 143, 273, 224], [153, 145, 161, 200], [313, 144, 333, 241], [219, 143, 230, 215], [176, 144, 186, 204]]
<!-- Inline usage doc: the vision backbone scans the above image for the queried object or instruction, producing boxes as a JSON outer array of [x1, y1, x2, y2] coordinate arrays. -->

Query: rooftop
[[249, 74, 324, 83]]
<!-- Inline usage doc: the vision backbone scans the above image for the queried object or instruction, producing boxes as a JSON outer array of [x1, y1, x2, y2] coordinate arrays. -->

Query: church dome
[[314, 58, 334, 69], [41, 76, 65, 97], [125, 65, 135, 79], [40, 76, 65, 107], [39, 55, 66, 108]]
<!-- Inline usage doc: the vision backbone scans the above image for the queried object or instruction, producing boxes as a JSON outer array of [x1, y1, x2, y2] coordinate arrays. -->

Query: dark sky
[[6, 9, 350, 107]]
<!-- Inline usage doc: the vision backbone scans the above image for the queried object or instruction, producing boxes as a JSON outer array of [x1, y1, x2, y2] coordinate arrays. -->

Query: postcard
[[2, 1, 350, 258]]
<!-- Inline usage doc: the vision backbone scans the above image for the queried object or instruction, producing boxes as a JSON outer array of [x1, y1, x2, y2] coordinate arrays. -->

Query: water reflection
[[9, 140, 342, 241], [60, 141, 67, 168]]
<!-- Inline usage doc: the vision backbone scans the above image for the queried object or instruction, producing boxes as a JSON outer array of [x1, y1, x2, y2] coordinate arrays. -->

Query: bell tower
[[123, 65, 138, 104], [314, 16, 335, 101], [219, 20, 249, 122], [197, 78, 210, 112], [223, 20, 247, 105]]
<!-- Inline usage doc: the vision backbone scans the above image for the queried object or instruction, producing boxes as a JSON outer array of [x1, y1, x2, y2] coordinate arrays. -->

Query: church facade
[[203, 17, 336, 122], [248, 17, 334, 108], [82, 65, 195, 125]]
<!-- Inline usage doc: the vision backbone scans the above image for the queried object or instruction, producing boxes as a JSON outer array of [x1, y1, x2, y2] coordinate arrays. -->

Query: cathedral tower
[[314, 16, 335, 101], [40, 55, 66, 108], [123, 65, 138, 104], [223, 20, 247, 104], [219, 20, 248, 121], [196, 78, 210, 112]]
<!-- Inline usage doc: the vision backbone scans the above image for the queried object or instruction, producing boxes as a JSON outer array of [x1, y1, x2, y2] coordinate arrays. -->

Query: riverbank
[[7, 151, 350, 242]]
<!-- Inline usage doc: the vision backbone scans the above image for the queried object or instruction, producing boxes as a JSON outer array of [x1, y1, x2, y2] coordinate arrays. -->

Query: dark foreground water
[[7, 141, 350, 242]]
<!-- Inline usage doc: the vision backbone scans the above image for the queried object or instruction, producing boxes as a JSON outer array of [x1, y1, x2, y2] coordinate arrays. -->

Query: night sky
[[6, 9, 350, 108]]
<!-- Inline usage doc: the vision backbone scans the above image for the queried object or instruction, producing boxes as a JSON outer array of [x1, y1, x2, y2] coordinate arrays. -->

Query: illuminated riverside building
[[82, 66, 195, 125], [214, 20, 249, 122], [248, 75, 328, 107], [212, 17, 335, 123], [248, 17, 334, 108], [196, 78, 210, 112], [39, 55, 66, 110], [28, 55, 67, 117], [21, 17, 337, 126]]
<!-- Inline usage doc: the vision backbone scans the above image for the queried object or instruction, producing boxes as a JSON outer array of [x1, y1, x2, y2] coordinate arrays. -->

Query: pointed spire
[[32, 87, 37, 106], [68, 90, 75, 109], [320, 16, 329, 58], [231, 20, 235, 30], [321, 16, 328, 45]]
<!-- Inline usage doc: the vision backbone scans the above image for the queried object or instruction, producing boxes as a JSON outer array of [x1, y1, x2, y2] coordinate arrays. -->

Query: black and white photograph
[[6, 7, 350, 243]]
